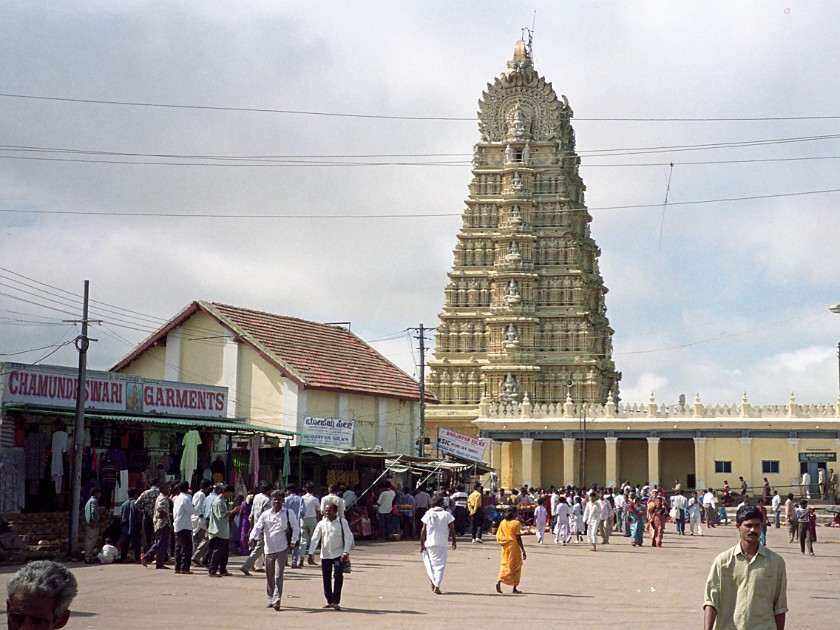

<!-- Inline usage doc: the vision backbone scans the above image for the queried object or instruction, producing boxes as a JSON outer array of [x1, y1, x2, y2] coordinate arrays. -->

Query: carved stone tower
[[426, 41, 621, 436]]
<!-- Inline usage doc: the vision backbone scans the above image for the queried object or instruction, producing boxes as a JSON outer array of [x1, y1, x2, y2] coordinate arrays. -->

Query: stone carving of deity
[[503, 324, 520, 349], [510, 205, 522, 224], [507, 103, 531, 140], [504, 279, 521, 304], [521, 142, 531, 165], [506, 241, 521, 261], [504, 144, 514, 164], [511, 172, 523, 190], [499, 373, 518, 403]]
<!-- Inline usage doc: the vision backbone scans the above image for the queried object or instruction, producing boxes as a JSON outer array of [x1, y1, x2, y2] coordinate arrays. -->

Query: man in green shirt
[[703, 504, 787, 630], [207, 484, 239, 577]]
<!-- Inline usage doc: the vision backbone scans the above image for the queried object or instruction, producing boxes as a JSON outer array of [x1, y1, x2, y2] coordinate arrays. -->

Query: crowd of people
[[12, 466, 834, 629], [68, 470, 829, 618], [4, 497, 790, 629]]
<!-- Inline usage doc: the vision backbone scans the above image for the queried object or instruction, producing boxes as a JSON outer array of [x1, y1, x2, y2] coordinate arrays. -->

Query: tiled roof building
[[112, 300, 424, 452]]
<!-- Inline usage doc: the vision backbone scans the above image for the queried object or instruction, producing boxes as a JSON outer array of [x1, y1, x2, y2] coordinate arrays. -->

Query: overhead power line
[[2, 92, 840, 122], [1, 186, 839, 220], [3, 133, 840, 168]]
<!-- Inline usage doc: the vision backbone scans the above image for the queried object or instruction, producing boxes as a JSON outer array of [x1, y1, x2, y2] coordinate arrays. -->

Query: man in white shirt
[[320, 484, 346, 518], [307, 503, 353, 610], [687, 491, 703, 536], [300, 482, 322, 555], [613, 491, 626, 534], [449, 485, 469, 536], [342, 485, 358, 510], [596, 493, 613, 544], [552, 494, 570, 544], [190, 479, 212, 567], [702, 488, 718, 528], [672, 489, 688, 536], [241, 481, 273, 575], [771, 491, 782, 528], [375, 483, 396, 540], [582, 493, 602, 551], [250, 490, 300, 610], [420, 496, 456, 594], [172, 481, 197, 574], [800, 471, 811, 499]]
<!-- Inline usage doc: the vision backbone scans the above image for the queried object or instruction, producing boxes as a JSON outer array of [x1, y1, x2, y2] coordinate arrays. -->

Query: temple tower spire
[[427, 41, 620, 436]]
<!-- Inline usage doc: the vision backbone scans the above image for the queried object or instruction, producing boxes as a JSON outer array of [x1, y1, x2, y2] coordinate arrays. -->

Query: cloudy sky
[[1, 1, 839, 407]]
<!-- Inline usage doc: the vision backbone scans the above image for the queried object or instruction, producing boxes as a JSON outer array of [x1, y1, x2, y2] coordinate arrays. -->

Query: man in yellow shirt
[[467, 483, 485, 543], [703, 504, 787, 630]]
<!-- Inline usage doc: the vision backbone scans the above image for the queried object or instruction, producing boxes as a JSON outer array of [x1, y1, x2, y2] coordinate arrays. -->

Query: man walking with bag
[[308, 503, 353, 610], [250, 490, 300, 610]]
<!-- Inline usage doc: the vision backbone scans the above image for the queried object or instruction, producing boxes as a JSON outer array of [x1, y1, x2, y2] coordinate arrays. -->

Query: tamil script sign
[[300, 416, 355, 449], [437, 428, 488, 462], [0, 362, 228, 418]]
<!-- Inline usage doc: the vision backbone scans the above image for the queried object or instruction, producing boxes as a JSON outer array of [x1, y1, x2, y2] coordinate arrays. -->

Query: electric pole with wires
[[409, 324, 432, 456], [66, 280, 99, 557]]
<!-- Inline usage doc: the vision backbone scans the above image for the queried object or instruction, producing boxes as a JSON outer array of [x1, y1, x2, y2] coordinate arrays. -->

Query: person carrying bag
[[307, 503, 354, 610]]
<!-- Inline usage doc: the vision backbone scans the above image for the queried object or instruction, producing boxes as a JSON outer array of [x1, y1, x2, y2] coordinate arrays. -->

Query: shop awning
[[3, 406, 296, 437]]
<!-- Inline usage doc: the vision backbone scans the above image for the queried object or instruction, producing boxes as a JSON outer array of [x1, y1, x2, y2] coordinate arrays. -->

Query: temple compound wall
[[474, 393, 840, 494]]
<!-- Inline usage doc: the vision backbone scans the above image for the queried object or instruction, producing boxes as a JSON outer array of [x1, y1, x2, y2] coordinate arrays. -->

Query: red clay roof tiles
[[209, 302, 423, 400], [112, 301, 425, 402]]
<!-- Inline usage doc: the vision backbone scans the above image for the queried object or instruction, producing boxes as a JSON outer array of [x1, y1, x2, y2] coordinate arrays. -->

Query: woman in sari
[[649, 495, 668, 547], [628, 497, 645, 546], [238, 494, 253, 555], [495, 506, 526, 593]]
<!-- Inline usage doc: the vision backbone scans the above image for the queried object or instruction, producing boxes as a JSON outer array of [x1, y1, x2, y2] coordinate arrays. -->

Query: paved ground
[[2, 524, 839, 628]]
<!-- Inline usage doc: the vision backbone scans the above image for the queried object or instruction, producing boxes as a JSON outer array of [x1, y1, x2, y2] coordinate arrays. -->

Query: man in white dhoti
[[553, 494, 570, 544], [420, 496, 457, 594]]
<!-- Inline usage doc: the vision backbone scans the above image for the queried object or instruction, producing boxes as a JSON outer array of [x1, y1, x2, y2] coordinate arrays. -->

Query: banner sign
[[437, 428, 488, 462], [1, 362, 228, 418], [300, 416, 355, 449], [799, 451, 837, 463]]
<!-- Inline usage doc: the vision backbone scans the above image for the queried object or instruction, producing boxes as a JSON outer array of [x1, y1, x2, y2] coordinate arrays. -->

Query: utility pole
[[68, 281, 94, 557], [410, 325, 430, 457]]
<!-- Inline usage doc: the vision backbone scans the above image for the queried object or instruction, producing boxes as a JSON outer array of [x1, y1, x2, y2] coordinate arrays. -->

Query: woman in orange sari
[[495, 506, 527, 593], [648, 495, 668, 547]]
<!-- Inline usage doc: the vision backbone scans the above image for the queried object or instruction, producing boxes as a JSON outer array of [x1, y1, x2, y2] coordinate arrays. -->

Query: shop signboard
[[0, 362, 228, 418], [798, 451, 837, 463], [437, 427, 488, 462], [300, 416, 355, 449]]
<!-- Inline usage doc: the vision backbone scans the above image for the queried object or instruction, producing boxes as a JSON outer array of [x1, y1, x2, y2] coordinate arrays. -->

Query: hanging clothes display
[[50, 428, 68, 493], [180, 430, 201, 483]]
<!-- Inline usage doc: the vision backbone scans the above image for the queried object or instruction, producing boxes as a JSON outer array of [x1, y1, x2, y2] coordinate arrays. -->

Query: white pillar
[[377, 398, 388, 450], [604, 436, 619, 488], [285, 381, 301, 442], [693, 437, 707, 491], [647, 437, 661, 488], [164, 327, 182, 381], [222, 333, 239, 418], [562, 437, 576, 487]]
